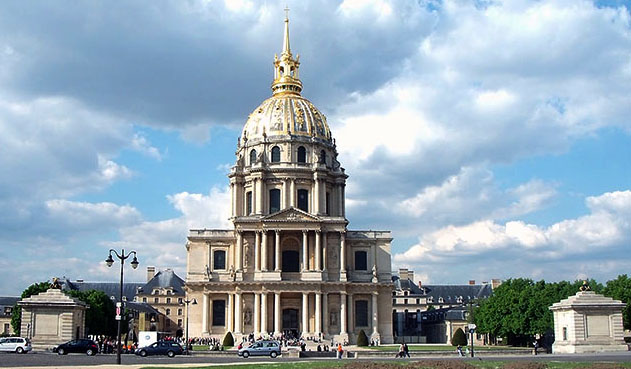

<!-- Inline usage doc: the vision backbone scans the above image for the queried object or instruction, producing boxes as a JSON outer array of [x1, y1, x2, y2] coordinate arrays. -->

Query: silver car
[[0, 337, 32, 354], [238, 340, 281, 358]]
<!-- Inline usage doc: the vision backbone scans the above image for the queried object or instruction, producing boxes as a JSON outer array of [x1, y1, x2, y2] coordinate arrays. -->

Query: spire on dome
[[272, 8, 302, 96]]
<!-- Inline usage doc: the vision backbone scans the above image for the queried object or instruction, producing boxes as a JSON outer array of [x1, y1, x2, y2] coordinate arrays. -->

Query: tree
[[11, 281, 51, 335], [223, 331, 234, 347], [451, 328, 467, 346], [356, 329, 369, 346], [603, 274, 631, 330], [474, 278, 603, 346], [66, 289, 117, 337]]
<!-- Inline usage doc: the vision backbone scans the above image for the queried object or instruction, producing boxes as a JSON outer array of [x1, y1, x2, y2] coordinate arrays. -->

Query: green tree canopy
[[473, 278, 602, 345], [65, 289, 117, 337], [603, 274, 631, 330], [11, 281, 52, 335]]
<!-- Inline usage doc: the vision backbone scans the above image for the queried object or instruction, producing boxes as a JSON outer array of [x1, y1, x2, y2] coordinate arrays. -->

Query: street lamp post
[[105, 249, 139, 365], [181, 298, 197, 354]]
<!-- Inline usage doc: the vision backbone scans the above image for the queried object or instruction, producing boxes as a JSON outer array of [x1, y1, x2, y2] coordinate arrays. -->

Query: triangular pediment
[[263, 207, 320, 222]]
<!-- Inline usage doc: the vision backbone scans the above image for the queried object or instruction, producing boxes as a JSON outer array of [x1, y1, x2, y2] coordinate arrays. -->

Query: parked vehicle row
[[54, 339, 99, 356], [238, 340, 282, 358]]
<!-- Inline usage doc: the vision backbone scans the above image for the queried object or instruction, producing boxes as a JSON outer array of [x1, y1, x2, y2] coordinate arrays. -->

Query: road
[[0, 351, 629, 368]]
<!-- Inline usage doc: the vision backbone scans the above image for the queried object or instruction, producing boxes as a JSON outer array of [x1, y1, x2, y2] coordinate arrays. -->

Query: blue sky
[[0, 0, 630, 294]]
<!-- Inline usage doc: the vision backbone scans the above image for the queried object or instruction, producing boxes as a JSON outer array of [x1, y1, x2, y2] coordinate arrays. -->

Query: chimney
[[408, 271, 414, 282], [399, 268, 409, 281], [469, 280, 476, 285], [147, 266, 156, 282]]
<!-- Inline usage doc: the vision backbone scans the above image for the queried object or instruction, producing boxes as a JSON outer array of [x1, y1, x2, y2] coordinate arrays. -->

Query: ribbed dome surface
[[241, 94, 332, 143]]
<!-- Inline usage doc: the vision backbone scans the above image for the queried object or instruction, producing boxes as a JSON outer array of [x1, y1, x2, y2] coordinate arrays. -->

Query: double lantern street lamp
[[181, 298, 197, 355], [105, 249, 139, 365]]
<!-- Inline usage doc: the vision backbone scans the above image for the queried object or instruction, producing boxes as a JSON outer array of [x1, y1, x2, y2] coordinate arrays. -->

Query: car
[[0, 337, 32, 354], [54, 339, 98, 356], [134, 340, 183, 358], [238, 340, 281, 358]]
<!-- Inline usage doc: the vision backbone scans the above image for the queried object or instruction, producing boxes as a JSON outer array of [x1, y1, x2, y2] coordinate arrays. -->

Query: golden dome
[[241, 11, 332, 144], [242, 94, 332, 143]]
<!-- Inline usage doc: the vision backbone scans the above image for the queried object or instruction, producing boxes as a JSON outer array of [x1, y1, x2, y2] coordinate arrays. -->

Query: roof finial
[[282, 6, 291, 56]]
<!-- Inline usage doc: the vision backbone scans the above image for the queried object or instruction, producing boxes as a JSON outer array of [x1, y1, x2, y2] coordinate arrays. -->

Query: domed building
[[185, 13, 394, 344]]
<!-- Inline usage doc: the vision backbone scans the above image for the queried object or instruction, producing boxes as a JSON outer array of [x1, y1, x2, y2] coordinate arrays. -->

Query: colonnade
[[230, 177, 346, 217], [198, 290, 380, 339], [234, 229, 347, 274]]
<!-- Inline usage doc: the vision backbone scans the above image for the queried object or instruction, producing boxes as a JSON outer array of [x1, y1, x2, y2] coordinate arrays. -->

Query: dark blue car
[[135, 340, 183, 358]]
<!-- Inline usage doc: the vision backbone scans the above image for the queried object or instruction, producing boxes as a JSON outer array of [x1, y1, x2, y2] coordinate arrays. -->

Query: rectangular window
[[562, 327, 567, 341], [3, 323, 9, 334], [325, 192, 330, 215], [154, 297, 159, 304], [355, 300, 369, 327], [213, 250, 226, 270], [166, 298, 171, 304], [246, 191, 253, 215], [269, 189, 281, 213], [142, 297, 147, 303], [178, 308, 183, 316], [355, 250, 368, 271], [178, 319, 183, 327], [212, 300, 226, 326], [297, 189, 309, 212], [416, 299, 420, 304], [178, 298, 183, 304]]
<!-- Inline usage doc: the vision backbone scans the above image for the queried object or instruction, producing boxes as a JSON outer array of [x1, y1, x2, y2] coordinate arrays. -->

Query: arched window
[[319, 150, 326, 164], [297, 146, 306, 163], [213, 250, 226, 270], [269, 189, 281, 213], [166, 308, 171, 316], [271, 146, 281, 163], [297, 189, 308, 212], [250, 149, 257, 165]]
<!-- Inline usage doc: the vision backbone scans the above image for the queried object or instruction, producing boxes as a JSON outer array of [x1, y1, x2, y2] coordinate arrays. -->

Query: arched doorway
[[282, 250, 299, 272], [282, 308, 299, 337]]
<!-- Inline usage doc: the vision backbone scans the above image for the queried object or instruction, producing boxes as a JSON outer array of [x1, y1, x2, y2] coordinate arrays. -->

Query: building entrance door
[[282, 308, 299, 336]]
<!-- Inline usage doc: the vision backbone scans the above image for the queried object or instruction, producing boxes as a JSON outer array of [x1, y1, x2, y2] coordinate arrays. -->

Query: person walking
[[457, 344, 464, 357], [337, 343, 344, 359], [396, 343, 404, 358], [404, 343, 410, 358]]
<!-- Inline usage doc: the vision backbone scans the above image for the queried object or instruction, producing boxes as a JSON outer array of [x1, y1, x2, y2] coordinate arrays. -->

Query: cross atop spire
[[272, 8, 302, 96]]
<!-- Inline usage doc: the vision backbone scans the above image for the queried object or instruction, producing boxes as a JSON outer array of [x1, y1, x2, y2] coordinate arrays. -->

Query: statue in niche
[[330, 311, 338, 326], [244, 243, 250, 268], [244, 308, 252, 325]]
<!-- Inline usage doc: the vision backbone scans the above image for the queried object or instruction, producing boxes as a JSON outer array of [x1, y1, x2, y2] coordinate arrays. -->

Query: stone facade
[[550, 290, 627, 353], [185, 14, 394, 344], [18, 289, 87, 349], [0, 297, 18, 336]]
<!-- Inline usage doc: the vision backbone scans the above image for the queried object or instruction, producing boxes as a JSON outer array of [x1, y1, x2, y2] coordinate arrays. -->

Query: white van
[[0, 337, 32, 353]]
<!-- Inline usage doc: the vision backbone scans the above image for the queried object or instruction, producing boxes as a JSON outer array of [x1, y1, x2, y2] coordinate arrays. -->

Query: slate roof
[[137, 269, 185, 296], [62, 280, 144, 302], [0, 296, 19, 307], [421, 306, 469, 323], [392, 276, 493, 304]]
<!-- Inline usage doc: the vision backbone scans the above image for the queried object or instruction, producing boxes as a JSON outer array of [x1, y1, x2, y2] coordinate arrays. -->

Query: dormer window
[[297, 146, 306, 163], [250, 149, 257, 165], [271, 146, 281, 162], [438, 297, 444, 303]]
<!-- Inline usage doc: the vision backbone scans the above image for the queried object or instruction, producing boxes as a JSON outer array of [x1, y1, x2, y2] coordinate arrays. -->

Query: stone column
[[261, 292, 268, 335], [340, 231, 347, 281], [261, 230, 268, 272], [251, 179, 257, 214], [282, 178, 288, 210], [322, 293, 329, 335], [315, 230, 321, 271], [341, 184, 346, 217], [302, 292, 309, 335], [338, 184, 343, 216], [227, 293, 234, 332], [202, 293, 209, 334], [340, 292, 347, 335], [314, 178, 320, 214], [256, 177, 264, 214], [274, 230, 281, 272], [347, 293, 353, 335], [234, 292, 242, 334], [208, 295, 214, 334], [236, 231, 243, 271], [322, 231, 328, 274], [254, 231, 261, 272], [290, 179, 296, 207], [302, 230, 308, 272], [254, 293, 261, 335], [372, 292, 379, 336], [230, 183, 236, 217], [274, 292, 281, 336], [315, 292, 322, 336]]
